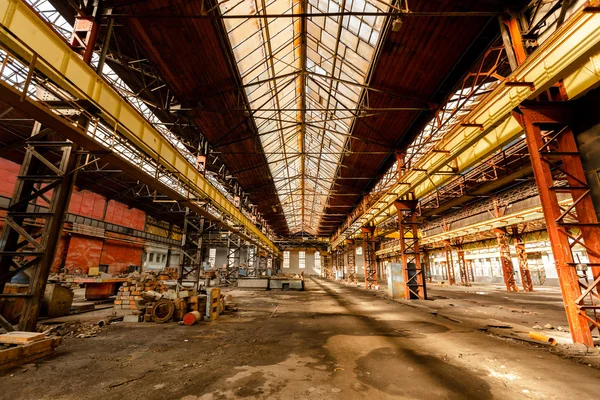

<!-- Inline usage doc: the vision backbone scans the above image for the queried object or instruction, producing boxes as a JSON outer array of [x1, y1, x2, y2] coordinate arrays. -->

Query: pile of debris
[[114, 272, 169, 311], [139, 289, 209, 324], [38, 321, 105, 339]]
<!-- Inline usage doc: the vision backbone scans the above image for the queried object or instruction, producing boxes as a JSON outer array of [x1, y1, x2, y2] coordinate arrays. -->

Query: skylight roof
[[220, 0, 389, 234]]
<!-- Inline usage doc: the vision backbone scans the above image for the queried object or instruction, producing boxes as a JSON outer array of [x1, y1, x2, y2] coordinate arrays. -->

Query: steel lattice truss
[[219, 0, 389, 234]]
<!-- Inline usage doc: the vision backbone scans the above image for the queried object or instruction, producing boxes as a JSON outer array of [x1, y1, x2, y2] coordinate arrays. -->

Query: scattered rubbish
[[333, 367, 344, 372], [528, 331, 557, 346], [97, 315, 123, 327], [39, 321, 104, 338], [544, 324, 554, 329], [532, 325, 542, 330], [553, 343, 590, 357]]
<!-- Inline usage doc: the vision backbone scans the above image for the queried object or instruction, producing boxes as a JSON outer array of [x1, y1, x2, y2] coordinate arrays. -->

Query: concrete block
[[123, 315, 140, 323]]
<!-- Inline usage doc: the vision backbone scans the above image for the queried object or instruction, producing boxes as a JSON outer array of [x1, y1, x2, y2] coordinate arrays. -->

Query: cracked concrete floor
[[1, 278, 599, 399]]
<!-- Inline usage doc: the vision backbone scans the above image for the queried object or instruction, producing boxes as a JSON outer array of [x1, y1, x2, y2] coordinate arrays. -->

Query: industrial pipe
[[528, 331, 557, 346]]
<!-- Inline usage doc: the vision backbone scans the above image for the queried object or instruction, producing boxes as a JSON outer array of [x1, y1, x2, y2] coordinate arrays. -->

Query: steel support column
[[361, 226, 377, 289], [443, 241, 456, 285], [394, 196, 426, 299], [257, 249, 267, 277], [323, 253, 332, 279], [455, 243, 471, 287], [494, 228, 519, 292], [516, 101, 600, 345], [225, 233, 241, 284], [422, 248, 432, 283], [331, 249, 336, 279], [270, 254, 278, 275], [246, 244, 258, 277], [466, 260, 475, 283], [512, 225, 534, 292], [338, 246, 345, 280], [346, 239, 356, 285], [0, 123, 80, 331], [179, 209, 204, 289]]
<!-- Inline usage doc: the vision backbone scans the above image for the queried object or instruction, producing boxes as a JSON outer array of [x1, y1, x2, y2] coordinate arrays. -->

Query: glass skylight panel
[[220, 0, 388, 234]]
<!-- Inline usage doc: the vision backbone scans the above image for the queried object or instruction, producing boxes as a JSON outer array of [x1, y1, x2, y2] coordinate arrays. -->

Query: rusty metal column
[[395, 196, 426, 299], [494, 228, 519, 292], [361, 226, 376, 289], [422, 247, 432, 283], [332, 248, 338, 280], [324, 253, 332, 279], [466, 260, 475, 283], [346, 239, 356, 285], [512, 226, 534, 292], [179, 209, 204, 289], [339, 245, 346, 281], [443, 241, 456, 285], [0, 123, 80, 331], [515, 101, 600, 346], [456, 243, 471, 286]]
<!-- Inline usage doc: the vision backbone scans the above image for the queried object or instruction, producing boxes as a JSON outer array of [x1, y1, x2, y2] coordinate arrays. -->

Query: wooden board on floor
[[0, 331, 45, 344], [0, 337, 62, 370]]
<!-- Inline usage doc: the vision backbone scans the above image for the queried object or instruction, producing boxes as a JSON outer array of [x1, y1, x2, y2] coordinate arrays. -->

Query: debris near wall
[[114, 274, 225, 325], [38, 320, 106, 339], [113, 271, 171, 311]]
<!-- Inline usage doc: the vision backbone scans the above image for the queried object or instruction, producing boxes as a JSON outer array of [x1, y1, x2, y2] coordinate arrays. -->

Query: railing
[[0, 1, 279, 253], [332, 4, 600, 248]]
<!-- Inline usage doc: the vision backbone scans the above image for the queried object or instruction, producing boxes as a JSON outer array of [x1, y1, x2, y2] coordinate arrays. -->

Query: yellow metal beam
[[333, 5, 600, 248], [0, 0, 279, 254], [375, 198, 571, 257]]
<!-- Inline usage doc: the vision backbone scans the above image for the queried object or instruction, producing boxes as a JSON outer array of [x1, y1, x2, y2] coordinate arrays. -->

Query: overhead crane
[[0, 0, 279, 254], [331, 5, 600, 247]]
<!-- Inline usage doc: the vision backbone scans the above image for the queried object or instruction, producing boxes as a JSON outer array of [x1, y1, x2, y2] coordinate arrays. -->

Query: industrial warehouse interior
[[0, 0, 599, 398]]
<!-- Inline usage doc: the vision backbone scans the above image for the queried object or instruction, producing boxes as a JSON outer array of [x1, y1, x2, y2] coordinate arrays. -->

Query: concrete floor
[[1, 278, 599, 399]]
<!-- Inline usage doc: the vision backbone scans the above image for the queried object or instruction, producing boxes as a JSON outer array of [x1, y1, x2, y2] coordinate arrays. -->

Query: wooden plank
[[0, 331, 45, 344], [0, 337, 61, 369]]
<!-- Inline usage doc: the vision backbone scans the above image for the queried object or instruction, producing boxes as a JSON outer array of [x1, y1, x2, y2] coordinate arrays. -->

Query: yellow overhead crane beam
[[375, 198, 572, 257], [332, 4, 600, 248], [0, 0, 279, 254]]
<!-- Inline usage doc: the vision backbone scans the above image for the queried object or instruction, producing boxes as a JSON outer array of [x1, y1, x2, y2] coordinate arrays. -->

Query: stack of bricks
[[113, 273, 168, 310], [113, 282, 143, 310]]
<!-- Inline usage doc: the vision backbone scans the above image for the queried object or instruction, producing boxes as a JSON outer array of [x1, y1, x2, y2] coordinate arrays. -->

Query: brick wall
[[0, 158, 146, 275]]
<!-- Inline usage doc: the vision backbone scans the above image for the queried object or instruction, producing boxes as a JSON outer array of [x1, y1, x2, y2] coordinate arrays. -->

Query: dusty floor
[[1, 278, 600, 400]]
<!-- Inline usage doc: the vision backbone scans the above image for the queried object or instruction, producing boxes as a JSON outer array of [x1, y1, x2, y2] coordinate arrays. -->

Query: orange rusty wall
[[105, 200, 145, 230], [0, 158, 148, 275], [63, 235, 103, 274], [68, 188, 106, 220], [51, 233, 69, 272], [0, 158, 20, 197], [99, 234, 144, 274]]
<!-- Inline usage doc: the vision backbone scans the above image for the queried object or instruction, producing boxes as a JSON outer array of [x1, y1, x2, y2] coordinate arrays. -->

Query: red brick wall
[[0, 158, 146, 275]]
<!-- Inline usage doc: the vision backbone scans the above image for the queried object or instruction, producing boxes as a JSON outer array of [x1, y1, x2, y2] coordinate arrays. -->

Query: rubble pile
[[114, 272, 170, 311], [110, 271, 224, 324], [38, 321, 105, 339]]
